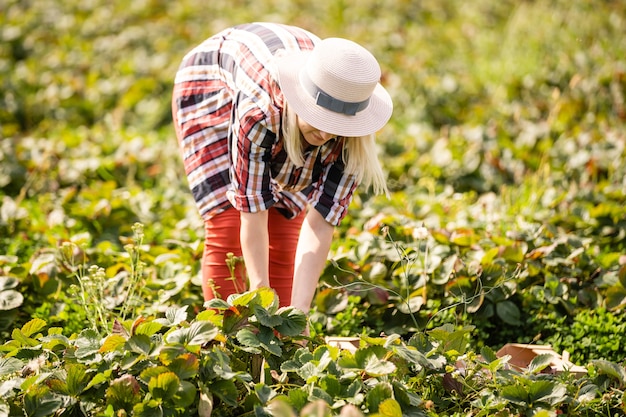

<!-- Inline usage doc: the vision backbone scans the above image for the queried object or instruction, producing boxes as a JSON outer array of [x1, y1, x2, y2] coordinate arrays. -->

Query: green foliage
[[2, 0, 626, 414], [0, 274, 23, 331], [542, 308, 626, 364], [0, 290, 303, 416], [3, 289, 626, 416]]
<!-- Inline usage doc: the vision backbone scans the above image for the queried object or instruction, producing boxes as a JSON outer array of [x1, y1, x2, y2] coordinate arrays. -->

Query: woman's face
[[297, 118, 337, 147]]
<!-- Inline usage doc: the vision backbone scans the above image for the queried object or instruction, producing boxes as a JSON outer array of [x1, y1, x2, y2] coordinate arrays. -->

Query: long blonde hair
[[281, 103, 389, 196]]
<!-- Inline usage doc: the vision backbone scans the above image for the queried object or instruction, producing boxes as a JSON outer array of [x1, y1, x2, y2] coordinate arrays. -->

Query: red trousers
[[202, 207, 305, 307]]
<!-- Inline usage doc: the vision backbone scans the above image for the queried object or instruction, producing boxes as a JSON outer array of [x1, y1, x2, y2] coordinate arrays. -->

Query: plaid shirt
[[172, 22, 358, 226]]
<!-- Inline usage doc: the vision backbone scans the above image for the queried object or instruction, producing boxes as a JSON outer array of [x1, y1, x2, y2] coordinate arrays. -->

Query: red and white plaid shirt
[[172, 22, 358, 226]]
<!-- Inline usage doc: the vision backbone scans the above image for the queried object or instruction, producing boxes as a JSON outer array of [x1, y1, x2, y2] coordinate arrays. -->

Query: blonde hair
[[281, 103, 389, 196]]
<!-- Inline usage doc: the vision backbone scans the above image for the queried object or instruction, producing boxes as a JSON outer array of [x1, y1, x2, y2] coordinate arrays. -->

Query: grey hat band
[[299, 70, 370, 116]]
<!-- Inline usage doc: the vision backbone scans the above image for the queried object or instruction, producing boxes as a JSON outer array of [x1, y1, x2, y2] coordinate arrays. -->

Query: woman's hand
[[290, 209, 334, 314], [240, 210, 270, 290]]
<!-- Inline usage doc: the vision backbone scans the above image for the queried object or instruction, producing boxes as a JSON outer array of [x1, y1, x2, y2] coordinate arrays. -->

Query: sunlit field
[[1, 0, 625, 415]]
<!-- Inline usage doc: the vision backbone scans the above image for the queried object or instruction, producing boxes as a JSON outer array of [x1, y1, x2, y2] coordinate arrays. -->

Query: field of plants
[[1, 0, 626, 415]]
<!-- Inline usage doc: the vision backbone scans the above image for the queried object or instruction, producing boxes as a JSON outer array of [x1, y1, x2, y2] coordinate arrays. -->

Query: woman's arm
[[290, 208, 334, 314], [240, 210, 270, 290]]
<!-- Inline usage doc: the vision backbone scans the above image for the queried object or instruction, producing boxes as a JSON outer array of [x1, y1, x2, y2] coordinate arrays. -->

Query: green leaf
[[280, 360, 301, 372], [222, 305, 252, 334], [168, 353, 199, 380], [605, 286, 626, 310], [23, 384, 63, 417], [480, 346, 498, 363], [0, 356, 23, 375], [362, 354, 396, 377], [255, 383, 276, 404], [133, 399, 163, 417], [366, 382, 393, 413], [346, 380, 363, 397], [476, 302, 494, 319], [174, 380, 197, 408], [377, 398, 402, 417], [155, 306, 189, 327], [480, 346, 510, 373], [481, 247, 500, 265], [310, 386, 333, 405], [204, 298, 230, 310], [591, 359, 626, 385], [127, 334, 153, 355], [210, 379, 239, 407], [135, 321, 163, 337], [577, 383, 598, 403], [99, 334, 126, 353], [500, 384, 530, 406], [148, 371, 180, 400], [166, 321, 219, 346], [74, 329, 101, 360], [354, 346, 385, 366], [528, 353, 554, 375], [196, 309, 223, 327], [336, 351, 358, 370], [236, 328, 261, 348], [65, 363, 89, 396], [528, 380, 567, 406], [0, 289, 23, 310], [391, 344, 427, 370], [319, 375, 341, 398], [450, 229, 478, 246], [392, 381, 421, 408], [427, 324, 473, 356], [0, 309, 18, 333], [252, 304, 283, 327], [275, 307, 307, 336], [287, 388, 309, 410], [141, 366, 170, 381], [10, 328, 39, 348], [495, 300, 522, 325], [297, 362, 321, 382], [366, 261, 388, 281], [86, 371, 110, 390], [433, 254, 457, 285], [499, 244, 526, 263], [46, 378, 68, 396], [231, 287, 278, 310], [21, 318, 47, 338], [266, 396, 298, 417], [427, 323, 455, 340], [106, 375, 141, 410], [396, 295, 424, 314], [159, 345, 188, 364], [316, 288, 349, 314], [257, 327, 283, 356]]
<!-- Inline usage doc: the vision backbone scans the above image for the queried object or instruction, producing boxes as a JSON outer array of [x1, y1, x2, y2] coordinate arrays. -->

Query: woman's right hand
[[239, 210, 270, 290]]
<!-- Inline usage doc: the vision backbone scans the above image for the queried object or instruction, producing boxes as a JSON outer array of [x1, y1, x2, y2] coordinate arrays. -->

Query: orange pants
[[202, 207, 305, 307]]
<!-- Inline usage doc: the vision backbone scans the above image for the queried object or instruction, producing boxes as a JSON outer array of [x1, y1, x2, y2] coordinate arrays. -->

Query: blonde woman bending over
[[172, 22, 392, 314]]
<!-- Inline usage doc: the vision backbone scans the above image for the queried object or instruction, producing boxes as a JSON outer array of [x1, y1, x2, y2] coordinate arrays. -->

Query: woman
[[172, 22, 392, 314]]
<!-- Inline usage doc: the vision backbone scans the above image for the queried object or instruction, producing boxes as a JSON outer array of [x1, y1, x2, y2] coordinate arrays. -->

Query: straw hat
[[276, 37, 393, 137]]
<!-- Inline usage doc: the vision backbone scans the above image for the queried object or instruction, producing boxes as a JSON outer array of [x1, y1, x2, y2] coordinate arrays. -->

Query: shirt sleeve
[[227, 93, 280, 213], [308, 156, 359, 227]]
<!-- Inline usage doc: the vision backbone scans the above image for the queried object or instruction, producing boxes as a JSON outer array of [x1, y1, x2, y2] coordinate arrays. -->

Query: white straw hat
[[276, 37, 393, 137]]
